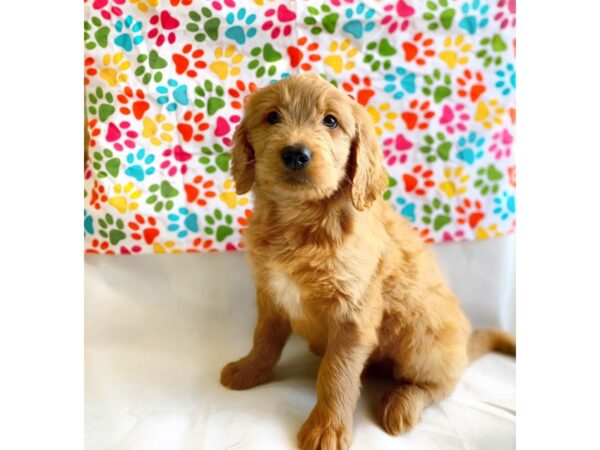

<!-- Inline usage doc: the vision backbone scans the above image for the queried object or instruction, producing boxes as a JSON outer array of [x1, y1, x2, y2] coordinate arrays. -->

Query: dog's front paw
[[220, 357, 273, 390], [298, 407, 351, 450]]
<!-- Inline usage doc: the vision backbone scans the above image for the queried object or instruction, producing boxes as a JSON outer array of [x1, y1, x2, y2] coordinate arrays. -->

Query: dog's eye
[[267, 111, 280, 124], [323, 115, 338, 129]]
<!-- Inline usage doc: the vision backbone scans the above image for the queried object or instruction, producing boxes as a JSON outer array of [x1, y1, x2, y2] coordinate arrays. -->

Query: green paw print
[[423, 0, 456, 31], [423, 199, 452, 231], [204, 209, 234, 242], [419, 132, 452, 162], [92, 149, 120, 178], [194, 80, 226, 116], [98, 213, 126, 245], [198, 144, 231, 174], [187, 7, 221, 42], [474, 164, 504, 195], [84, 16, 110, 50], [135, 50, 167, 85], [319, 73, 339, 88], [364, 39, 396, 71], [422, 69, 452, 103], [383, 176, 398, 201], [476, 35, 508, 67], [146, 181, 180, 212], [87, 87, 115, 123], [304, 4, 339, 35], [248, 44, 282, 78]]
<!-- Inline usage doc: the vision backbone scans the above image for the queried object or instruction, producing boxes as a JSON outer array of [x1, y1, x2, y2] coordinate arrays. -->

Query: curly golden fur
[[221, 74, 515, 450]]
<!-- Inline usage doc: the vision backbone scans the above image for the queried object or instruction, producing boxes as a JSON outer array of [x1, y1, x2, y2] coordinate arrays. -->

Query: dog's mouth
[[281, 171, 314, 188]]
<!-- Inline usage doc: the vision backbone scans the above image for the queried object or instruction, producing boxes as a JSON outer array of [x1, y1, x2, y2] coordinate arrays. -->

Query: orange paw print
[[228, 80, 258, 111], [84, 56, 97, 86], [402, 165, 435, 196], [87, 118, 101, 149], [128, 214, 160, 245], [287, 37, 321, 71], [342, 74, 375, 106], [184, 175, 216, 207], [187, 237, 217, 253], [177, 111, 210, 143], [457, 69, 486, 102], [402, 32, 435, 66], [89, 180, 108, 210], [117, 87, 150, 120], [86, 238, 115, 255], [401, 99, 435, 131], [456, 198, 485, 229], [172, 44, 207, 78], [415, 227, 435, 244]]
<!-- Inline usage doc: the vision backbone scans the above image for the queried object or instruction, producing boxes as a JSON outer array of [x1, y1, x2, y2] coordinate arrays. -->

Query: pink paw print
[[383, 134, 412, 165], [439, 103, 470, 135], [262, 4, 296, 39], [211, 0, 236, 10], [92, 0, 124, 20], [402, 165, 435, 196], [119, 245, 143, 255], [489, 129, 513, 160], [148, 11, 180, 46], [442, 229, 467, 243], [215, 115, 241, 146], [495, 0, 516, 29], [382, 1, 415, 33], [106, 120, 138, 152], [161, 145, 192, 176]]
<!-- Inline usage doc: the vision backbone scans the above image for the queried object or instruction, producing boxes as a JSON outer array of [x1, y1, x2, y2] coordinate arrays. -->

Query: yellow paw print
[[366, 103, 398, 135], [475, 99, 505, 129], [130, 0, 159, 13], [476, 224, 504, 240], [324, 39, 358, 74], [439, 35, 473, 69], [153, 241, 184, 254], [108, 182, 142, 214], [99, 52, 131, 87], [142, 114, 176, 146], [438, 167, 470, 198], [219, 179, 250, 209], [210, 46, 244, 81]]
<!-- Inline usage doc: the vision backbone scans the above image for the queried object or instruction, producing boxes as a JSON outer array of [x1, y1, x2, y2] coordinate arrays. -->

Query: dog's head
[[231, 74, 388, 211]]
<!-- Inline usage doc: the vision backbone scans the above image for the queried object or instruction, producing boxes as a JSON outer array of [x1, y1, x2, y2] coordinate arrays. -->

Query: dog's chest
[[267, 268, 305, 320]]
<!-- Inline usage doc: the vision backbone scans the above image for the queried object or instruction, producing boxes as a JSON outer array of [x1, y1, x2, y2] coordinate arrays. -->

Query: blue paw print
[[225, 8, 257, 45], [269, 72, 291, 85], [125, 148, 156, 182], [459, 0, 490, 35], [457, 132, 486, 165], [495, 63, 516, 96], [167, 207, 199, 238], [383, 67, 416, 100], [342, 3, 376, 39], [157, 79, 189, 112], [396, 197, 416, 223], [114, 15, 143, 52], [493, 191, 516, 220], [84, 210, 94, 236]]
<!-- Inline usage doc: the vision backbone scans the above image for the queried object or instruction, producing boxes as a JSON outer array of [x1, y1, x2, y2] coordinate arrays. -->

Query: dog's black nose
[[281, 145, 312, 170]]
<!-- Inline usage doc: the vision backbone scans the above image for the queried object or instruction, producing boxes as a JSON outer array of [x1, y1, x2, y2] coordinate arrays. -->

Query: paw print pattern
[[198, 144, 231, 174], [493, 191, 516, 220], [84, 210, 94, 236], [262, 4, 296, 39], [117, 87, 150, 121], [219, 179, 250, 209], [114, 15, 143, 52], [383, 134, 413, 165], [402, 165, 436, 196], [86, 239, 115, 255], [474, 164, 504, 195], [439, 35, 473, 69], [98, 213, 127, 245], [125, 148, 156, 182], [402, 33, 436, 66], [495, 63, 516, 96], [325, 39, 358, 74], [210, 46, 243, 81], [489, 129, 513, 159], [106, 120, 138, 152], [457, 69, 486, 102], [135, 50, 167, 85], [84, 57, 98, 86], [87, 87, 115, 123], [157, 79, 189, 112], [228, 80, 258, 110], [92, 148, 121, 178], [108, 182, 142, 214], [225, 8, 257, 45], [367, 103, 398, 136], [476, 34, 508, 67], [142, 114, 175, 147], [457, 132, 486, 164], [304, 4, 340, 35], [161, 145, 193, 176], [456, 198, 486, 228], [401, 100, 435, 131], [459, 0, 490, 35], [342, 3, 376, 39], [187, 8, 221, 42], [87, 118, 101, 149], [148, 11, 180, 47], [172, 44, 207, 79], [395, 197, 417, 222], [84, 16, 110, 50], [89, 180, 108, 211], [92, 0, 125, 21], [248, 44, 283, 78], [364, 39, 396, 71], [146, 181, 180, 212], [184, 175, 217, 207], [422, 198, 452, 231], [168, 207, 200, 238], [130, 0, 159, 13], [494, 0, 516, 29], [475, 99, 505, 129], [204, 209, 234, 242], [439, 103, 470, 134], [438, 167, 470, 198], [382, 1, 415, 33], [423, 0, 456, 31], [383, 67, 416, 100], [177, 111, 210, 143], [194, 80, 226, 116], [342, 74, 375, 106], [99, 52, 131, 87], [422, 69, 453, 103], [419, 132, 452, 163], [128, 215, 160, 245], [287, 37, 321, 72]]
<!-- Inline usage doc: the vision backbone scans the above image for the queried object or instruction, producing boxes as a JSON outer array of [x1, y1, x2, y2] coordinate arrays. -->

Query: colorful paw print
[[87, 87, 115, 123], [142, 114, 175, 147], [135, 50, 167, 85], [220, 179, 250, 209], [84, 210, 94, 236], [402, 165, 436, 196], [493, 191, 516, 220], [383, 67, 416, 100], [364, 39, 396, 71], [184, 175, 217, 207], [423, 0, 456, 31], [210, 46, 243, 81], [367, 103, 398, 136], [438, 167, 470, 198], [177, 111, 210, 143], [439, 103, 470, 135], [198, 143, 231, 174], [402, 33, 436, 66], [475, 223, 504, 240], [172, 44, 207, 79], [157, 79, 189, 112], [99, 52, 131, 87], [342, 3, 376, 39], [262, 4, 296, 39], [105, 120, 138, 152], [381, 1, 415, 33], [148, 11, 180, 47], [117, 87, 150, 121], [342, 74, 375, 106], [401, 99, 435, 131], [204, 209, 234, 242], [168, 207, 200, 238], [125, 148, 156, 182], [457, 132, 486, 164], [146, 180, 180, 212], [456, 198, 486, 229], [225, 8, 257, 45], [474, 164, 504, 195], [161, 145, 192, 177], [495, 63, 516, 96], [194, 80, 226, 116], [287, 37, 321, 72], [422, 69, 453, 103], [248, 44, 283, 78], [489, 129, 513, 159], [459, 0, 490, 35], [325, 39, 358, 74], [114, 15, 143, 52], [474, 99, 505, 129], [439, 35, 473, 69], [84, 16, 110, 50], [91, 0, 125, 21], [495, 0, 516, 29], [130, 0, 159, 13], [395, 197, 417, 222], [98, 213, 127, 245], [419, 132, 452, 163], [383, 134, 412, 165], [422, 198, 452, 231], [108, 182, 142, 214], [92, 148, 121, 178], [187, 7, 221, 42], [304, 4, 340, 35], [128, 214, 160, 245], [456, 69, 486, 102], [89, 180, 108, 211], [476, 34, 508, 67]]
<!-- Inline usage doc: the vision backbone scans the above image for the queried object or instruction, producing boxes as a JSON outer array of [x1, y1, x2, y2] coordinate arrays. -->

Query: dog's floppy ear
[[348, 103, 388, 211], [230, 115, 255, 195]]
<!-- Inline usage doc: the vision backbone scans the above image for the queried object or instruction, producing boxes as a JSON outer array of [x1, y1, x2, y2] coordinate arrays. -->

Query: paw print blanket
[[84, 0, 516, 254]]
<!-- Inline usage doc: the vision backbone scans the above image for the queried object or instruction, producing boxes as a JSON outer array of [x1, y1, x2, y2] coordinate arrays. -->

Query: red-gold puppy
[[221, 74, 515, 450]]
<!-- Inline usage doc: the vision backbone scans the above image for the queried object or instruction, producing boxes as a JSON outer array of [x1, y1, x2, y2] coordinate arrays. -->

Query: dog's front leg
[[298, 320, 376, 450], [221, 288, 291, 390]]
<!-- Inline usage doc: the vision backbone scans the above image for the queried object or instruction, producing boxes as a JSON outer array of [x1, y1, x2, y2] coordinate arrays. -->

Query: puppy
[[221, 74, 515, 450]]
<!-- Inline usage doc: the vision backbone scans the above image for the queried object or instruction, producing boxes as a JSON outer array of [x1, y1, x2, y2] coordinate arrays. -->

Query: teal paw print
[[495, 63, 516, 96], [157, 79, 189, 112], [383, 67, 416, 100], [396, 197, 416, 223], [474, 164, 504, 195], [423, 0, 456, 31], [364, 38, 397, 71], [92, 148, 120, 178], [459, 0, 490, 35], [84, 210, 94, 236], [167, 207, 199, 238], [342, 3, 376, 39], [423, 199, 452, 231], [125, 148, 155, 182], [419, 132, 452, 163], [476, 34, 508, 67], [146, 181, 180, 212], [187, 8, 221, 42], [98, 213, 126, 245], [135, 50, 167, 85], [204, 209, 234, 242], [248, 44, 282, 78], [457, 132, 486, 165], [84, 16, 110, 50], [422, 69, 453, 104], [198, 144, 231, 174], [114, 15, 143, 52], [224, 8, 257, 45], [305, 4, 340, 35], [493, 191, 516, 220], [87, 87, 115, 123], [194, 80, 226, 116]]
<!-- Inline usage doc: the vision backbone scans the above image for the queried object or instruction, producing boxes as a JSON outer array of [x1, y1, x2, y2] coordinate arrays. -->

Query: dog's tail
[[468, 328, 516, 362]]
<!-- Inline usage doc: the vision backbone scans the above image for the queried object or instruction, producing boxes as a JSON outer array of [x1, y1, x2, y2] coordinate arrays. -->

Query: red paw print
[[382, 0, 415, 33], [342, 74, 375, 106], [84, 57, 97, 86], [457, 69, 486, 102], [119, 245, 142, 255], [382, 133, 412, 165], [161, 145, 192, 176], [187, 237, 216, 253], [177, 111, 210, 143], [402, 32, 435, 66], [263, 4, 296, 38], [86, 238, 115, 255], [456, 199, 485, 229], [128, 214, 160, 245], [172, 44, 207, 78], [402, 165, 435, 196], [148, 11, 180, 46], [401, 99, 435, 131], [106, 120, 138, 152], [87, 118, 101, 149], [184, 175, 216, 207], [89, 180, 108, 210], [117, 87, 150, 120], [170, 0, 192, 5], [92, 0, 124, 21], [228, 80, 258, 111], [237, 208, 253, 232], [287, 37, 321, 72]]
